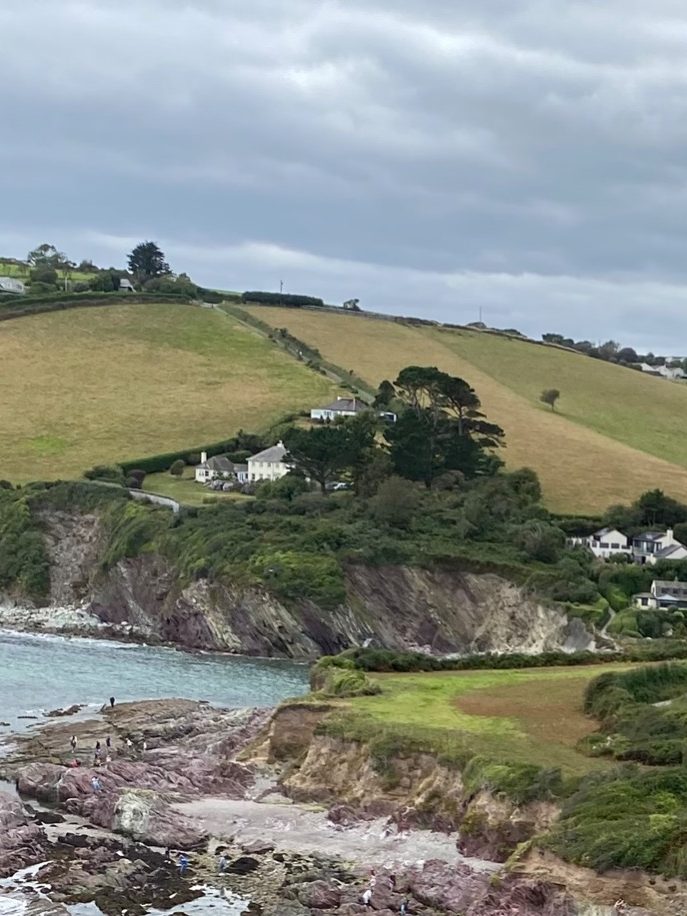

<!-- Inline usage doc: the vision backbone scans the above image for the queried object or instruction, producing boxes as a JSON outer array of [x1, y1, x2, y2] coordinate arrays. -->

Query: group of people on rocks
[[66, 696, 149, 779], [69, 731, 144, 774]]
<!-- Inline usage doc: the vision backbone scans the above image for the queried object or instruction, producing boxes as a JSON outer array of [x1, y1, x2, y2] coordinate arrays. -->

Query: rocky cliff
[[1, 508, 597, 659]]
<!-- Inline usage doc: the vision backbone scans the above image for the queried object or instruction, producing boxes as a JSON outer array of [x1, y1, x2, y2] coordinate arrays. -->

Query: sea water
[[0, 628, 308, 913], [0, 628, 308, 731]]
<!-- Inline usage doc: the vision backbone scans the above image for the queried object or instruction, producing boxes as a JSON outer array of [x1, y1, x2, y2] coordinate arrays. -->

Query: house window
[[610, 543, 619, 549]]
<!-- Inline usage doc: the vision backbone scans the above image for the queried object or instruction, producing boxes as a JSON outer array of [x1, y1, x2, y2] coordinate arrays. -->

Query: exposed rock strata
[[0, 699, 681, 915], [0, 507, 597, 659]]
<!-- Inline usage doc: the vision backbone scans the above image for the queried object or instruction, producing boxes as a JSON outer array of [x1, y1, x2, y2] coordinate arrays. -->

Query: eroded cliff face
[[260, 703, 557, 863], [7, 509, 597, 659]]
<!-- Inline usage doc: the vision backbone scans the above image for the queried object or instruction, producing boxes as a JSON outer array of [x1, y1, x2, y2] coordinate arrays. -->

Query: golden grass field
[[0, 302, 336, 482], [244, 306, 687, 512]]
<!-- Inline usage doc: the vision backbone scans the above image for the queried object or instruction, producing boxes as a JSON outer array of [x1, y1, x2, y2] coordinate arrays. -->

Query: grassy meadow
[[142, 467, 250, 507], [0, 301, 336, 482], [244, 306, 687, 512], [332, 664, 630, 775]]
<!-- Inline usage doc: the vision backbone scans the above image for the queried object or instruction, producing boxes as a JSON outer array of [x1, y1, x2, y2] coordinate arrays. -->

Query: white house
[[195, 452, 248, 484], [632, 529, 687, 565], [247, 441, 290, 482], [568, 526, 687, 564], [310, 397, 367, 422], [635, 579, 687, 609], [639, 362, 685, 380], [0, 277, 26, 296], [119, 278, 136, 293], [310, 396, 397, 423], [568, 527, 631, 560]]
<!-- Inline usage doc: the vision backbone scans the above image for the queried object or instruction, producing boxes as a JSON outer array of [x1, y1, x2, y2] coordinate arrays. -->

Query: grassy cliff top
[[324, 664, 626, 775]]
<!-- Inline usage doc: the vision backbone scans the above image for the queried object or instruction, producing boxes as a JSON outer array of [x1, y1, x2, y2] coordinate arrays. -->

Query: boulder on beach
[[16, 762, 66, 803], [113, 788, 208, 847]]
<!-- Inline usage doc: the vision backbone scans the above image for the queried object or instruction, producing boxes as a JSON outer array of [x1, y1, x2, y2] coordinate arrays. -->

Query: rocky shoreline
[[0, 697, 668, 916], [0, 602, 154, 645]]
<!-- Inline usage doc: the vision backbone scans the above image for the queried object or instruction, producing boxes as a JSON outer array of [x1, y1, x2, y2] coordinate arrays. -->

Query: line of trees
[[542, 333, 686, 373]]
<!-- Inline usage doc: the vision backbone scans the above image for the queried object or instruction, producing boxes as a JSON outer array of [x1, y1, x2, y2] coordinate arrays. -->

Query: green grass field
[[335, 664, 633, 774], [244, 307, 687, 512], [0, 301, 336, 482], [142, 467, 250, 507]]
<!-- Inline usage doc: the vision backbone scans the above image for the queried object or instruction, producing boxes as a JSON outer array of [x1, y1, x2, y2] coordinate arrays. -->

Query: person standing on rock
[[70, 735, 77, 752], [178, 853, 189, 876], [106, 735, 111, 750], [361, 888, 372, 908], [399, 898, 409, 915], [109, 697, 115, 708], [91, 775, 102, 793], [218, 853, 227, 874]]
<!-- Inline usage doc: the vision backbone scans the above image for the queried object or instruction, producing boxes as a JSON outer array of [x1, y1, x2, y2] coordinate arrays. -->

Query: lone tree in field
[[540, 388, 560, 411], [127, 241, 170, 283]]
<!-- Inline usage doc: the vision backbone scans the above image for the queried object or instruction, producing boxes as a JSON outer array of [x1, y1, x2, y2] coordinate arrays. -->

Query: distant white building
[[247, 441, 290, 482], [569, 526, 687, 565], [0, 277, 26, 296], [568, 527, 631, 560], [635, 579, 687, 609], [310, 397, 367, 422], [310, 396, 396, 423], [639, 362, 685, 380], [632, 529, 687, 565], [119, 279, 136, 293]]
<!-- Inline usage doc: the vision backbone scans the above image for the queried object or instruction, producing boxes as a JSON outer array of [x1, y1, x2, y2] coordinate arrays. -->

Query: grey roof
[[593, 527, 625, 538], [233, 463, 248, 472], [633, 531, 664, 542], [316, 397, 366, 413], [653, 579, 686, 588], [198, 455, 234, 472], [655, 543, 687, 559], [249, 442, 287, 463]]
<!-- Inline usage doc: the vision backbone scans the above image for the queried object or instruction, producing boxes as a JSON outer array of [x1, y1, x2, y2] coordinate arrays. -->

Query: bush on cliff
[[546, 766, 687, 875], [313, 666, 381, 698], [0, 490, 50, 601]]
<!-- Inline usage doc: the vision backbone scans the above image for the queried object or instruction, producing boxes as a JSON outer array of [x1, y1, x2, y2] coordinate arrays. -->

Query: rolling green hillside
[[0, 301, 336, 482], [244, 306, 687, 512]]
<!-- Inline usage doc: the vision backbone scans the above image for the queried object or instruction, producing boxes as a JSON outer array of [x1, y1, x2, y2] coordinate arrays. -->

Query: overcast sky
[[4, 1, 687, 351]]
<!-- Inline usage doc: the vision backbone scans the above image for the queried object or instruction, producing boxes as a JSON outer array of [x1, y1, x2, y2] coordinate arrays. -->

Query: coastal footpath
[[0, 695, 680, 915]]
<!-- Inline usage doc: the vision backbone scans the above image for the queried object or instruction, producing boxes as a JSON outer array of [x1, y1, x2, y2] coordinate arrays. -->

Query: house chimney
[[667, 527, 675, 542], [201, 451, 207, 464]]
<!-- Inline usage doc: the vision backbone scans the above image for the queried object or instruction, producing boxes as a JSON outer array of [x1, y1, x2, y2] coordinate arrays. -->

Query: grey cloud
[[3, 0, 687, 349]]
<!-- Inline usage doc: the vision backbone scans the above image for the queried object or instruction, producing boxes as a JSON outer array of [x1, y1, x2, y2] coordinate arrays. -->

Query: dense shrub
[[546, 767, 687, 876], [313, 667, 381, 698], [170, 459, 185, 477], [0, 491, 51, 601], [368, 476, 419, 528], [241, 291, 324, 308], [83, 464, 125, 485]]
